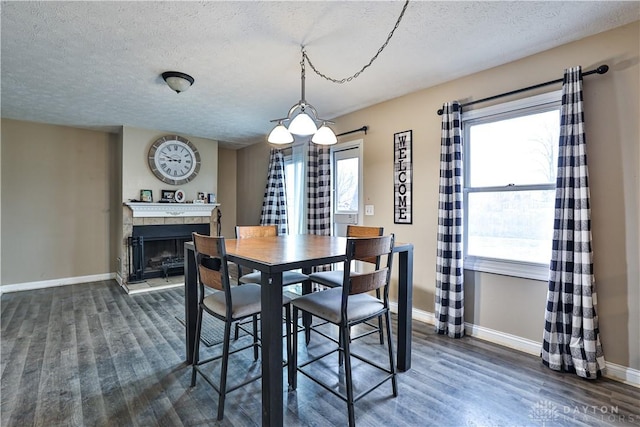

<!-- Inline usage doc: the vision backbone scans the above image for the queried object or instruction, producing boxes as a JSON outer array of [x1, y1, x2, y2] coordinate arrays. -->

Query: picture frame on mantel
[[161, 189, 176, 202], [394, 130, 412, 224], [140, 189, 153, 203]]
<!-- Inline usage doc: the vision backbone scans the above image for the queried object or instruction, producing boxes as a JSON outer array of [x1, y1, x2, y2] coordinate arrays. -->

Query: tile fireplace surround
[[121, 202, 220, 293]]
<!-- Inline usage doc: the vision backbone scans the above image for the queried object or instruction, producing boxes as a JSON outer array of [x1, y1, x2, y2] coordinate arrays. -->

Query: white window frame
[[331, 140, 364, 217], [462, 90, 562, 281]]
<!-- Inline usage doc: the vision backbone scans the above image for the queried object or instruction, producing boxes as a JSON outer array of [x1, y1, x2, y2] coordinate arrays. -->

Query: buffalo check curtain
[[435, 101, 465, 338], [260, 148, 288, 235], [541, 66, 605, 378], [307, 142, 331, 236]]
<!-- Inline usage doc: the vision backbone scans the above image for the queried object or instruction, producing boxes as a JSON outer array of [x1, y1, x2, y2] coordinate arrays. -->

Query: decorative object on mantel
[[161, 71, 194, 93], [125, 202, 220, 218], [140, 189, 153, 203], [267, 0, 409, 146], [208, 193, 217, 204], [161, 189, 176, 202], [394, 130, 412, 224], [148, 135, 201, 185], [174, 189, 186, 203]]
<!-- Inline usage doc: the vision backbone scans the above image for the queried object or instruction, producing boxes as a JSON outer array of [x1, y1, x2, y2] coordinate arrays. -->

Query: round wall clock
[[148, 135, 201, 185]]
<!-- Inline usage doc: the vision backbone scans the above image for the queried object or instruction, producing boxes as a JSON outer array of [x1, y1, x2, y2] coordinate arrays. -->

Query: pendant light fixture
[[267, 0, 409, 146], [267, 50, 337, 145]]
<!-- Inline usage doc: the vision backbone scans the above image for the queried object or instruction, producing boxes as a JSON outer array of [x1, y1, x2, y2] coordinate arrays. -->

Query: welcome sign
[[394, 130, 412, 224]]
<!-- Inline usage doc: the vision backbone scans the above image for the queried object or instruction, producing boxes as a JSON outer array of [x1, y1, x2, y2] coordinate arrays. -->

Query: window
[[463, 91, 561, 280], [283, 144, 308, 235], [333, 152, 359, 213]]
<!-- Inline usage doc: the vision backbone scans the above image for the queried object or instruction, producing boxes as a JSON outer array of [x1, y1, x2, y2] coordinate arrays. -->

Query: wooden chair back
[[345, 234, 394, 296], [235, 225, 278, 239], [346, 225, 384, 265], [192, 232, 229, 292]]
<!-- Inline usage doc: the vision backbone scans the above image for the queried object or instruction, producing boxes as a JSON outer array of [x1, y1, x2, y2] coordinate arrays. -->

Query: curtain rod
[[337, 126, 368, 137], [436, 64, 609, 115]]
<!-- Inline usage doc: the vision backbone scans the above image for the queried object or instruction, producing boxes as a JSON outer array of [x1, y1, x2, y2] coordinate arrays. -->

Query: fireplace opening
[[128, 223, 209, 282]]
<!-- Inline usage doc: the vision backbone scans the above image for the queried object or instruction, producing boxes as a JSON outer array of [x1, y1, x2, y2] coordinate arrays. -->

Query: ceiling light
[[267, 51, 336, 145], [162, 71, 194, 93], [267, 120, 294, 144], [312, 122, 338, 145], [267, 1, 409, 146]]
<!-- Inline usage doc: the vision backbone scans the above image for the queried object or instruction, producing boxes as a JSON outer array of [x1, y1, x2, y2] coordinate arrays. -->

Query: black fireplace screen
[[128, 223, 209, 282]]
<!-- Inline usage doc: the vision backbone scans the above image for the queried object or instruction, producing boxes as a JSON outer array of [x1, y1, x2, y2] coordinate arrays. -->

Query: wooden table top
[[184, 234, 412, 274], [223, 234, 347, 272]]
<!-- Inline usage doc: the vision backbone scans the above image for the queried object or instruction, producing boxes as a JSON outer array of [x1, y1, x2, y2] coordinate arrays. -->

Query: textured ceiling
[[1, 1, 639, 149]]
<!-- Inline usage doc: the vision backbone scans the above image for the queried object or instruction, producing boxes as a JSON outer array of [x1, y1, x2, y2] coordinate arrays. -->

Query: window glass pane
[[284, 159, 299, 235], [468, 110, 559, 187], [335, 157, 358, 212], [467, 190, 555, 264]]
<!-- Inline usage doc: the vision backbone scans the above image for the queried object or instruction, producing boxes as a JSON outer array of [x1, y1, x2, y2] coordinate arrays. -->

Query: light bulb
[[267, 123, 294, 144], [288, 112, 317, 136], [311, 124, 337, 145]]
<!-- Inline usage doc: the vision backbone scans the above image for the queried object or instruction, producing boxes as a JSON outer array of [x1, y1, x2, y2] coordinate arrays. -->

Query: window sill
[[464, 257, 549, 281]]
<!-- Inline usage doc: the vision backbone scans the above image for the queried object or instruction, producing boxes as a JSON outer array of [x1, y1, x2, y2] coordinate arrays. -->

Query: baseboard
[[604, 361, 640, 388], [464, 321, 542, 356], [388, 302, 639, 388], [0, 273, 116, 294]]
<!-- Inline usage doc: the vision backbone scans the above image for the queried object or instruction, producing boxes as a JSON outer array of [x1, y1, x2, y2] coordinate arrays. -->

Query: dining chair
[[290, 234, 397, 427], [235, 225, 309, 287], [190, 232, 292, 421], [308, 225, 385, 344], [233, 225, 309, 340]]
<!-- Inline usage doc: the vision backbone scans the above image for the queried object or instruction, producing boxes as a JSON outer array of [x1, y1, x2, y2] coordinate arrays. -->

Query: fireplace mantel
[[125, 202, 220, 218]]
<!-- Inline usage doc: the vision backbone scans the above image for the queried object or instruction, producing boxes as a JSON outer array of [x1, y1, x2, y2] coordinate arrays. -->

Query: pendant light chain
[[303, 0, 410, 84]]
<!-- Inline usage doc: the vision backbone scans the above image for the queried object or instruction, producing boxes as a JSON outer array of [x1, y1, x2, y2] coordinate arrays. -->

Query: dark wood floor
[[2, 280, 639, 427]]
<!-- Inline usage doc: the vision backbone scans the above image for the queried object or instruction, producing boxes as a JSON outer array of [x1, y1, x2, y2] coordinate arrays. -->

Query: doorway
[[331, 140, 363, 237]]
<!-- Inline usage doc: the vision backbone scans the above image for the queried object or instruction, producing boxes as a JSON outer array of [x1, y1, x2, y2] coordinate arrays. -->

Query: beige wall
[[0, 121, 227, 287], [121, 126, 218, 203], [1, 119, 119, 285], [236, 141, 270, 226], [217, 147, 237, 238], [237, 22, 640, 370]]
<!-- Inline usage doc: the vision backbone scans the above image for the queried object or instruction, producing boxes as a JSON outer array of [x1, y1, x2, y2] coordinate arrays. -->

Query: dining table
[[183, 234, 413, 427]]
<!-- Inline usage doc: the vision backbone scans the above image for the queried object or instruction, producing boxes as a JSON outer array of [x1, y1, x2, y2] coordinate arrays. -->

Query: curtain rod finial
[[596, 65, 609, 74]]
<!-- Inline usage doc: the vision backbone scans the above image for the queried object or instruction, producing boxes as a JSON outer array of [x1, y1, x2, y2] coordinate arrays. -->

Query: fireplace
[[128, 223, 209, 282]]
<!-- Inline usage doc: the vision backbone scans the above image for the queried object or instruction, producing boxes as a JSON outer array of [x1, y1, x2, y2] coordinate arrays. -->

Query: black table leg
[[184, 243, 198, 365], [301, 268, 312, 345], [261, 272, 283, 427], [396, 245, 413, 371]]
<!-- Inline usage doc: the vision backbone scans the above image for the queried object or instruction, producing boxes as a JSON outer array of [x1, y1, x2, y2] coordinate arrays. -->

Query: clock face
[[148, 135, 201, 185]]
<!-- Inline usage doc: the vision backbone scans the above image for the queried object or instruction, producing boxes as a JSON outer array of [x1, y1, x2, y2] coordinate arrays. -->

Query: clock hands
[[160, 155, 183, 163]]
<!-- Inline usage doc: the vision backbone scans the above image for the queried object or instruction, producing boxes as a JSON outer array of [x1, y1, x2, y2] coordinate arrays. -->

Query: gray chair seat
[[204, 283, 291, 319], [309, 270, 361, 288], [239, 270, 309, 286], [292, 287, 383, 324]]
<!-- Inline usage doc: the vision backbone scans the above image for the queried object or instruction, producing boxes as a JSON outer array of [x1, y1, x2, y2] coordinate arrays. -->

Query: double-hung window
[[463, 91, 561, 280]]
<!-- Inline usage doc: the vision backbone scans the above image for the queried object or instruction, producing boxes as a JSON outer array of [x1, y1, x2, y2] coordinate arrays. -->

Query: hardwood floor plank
[[4, 290, 52, 427], [2, 280, 639, 427]]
